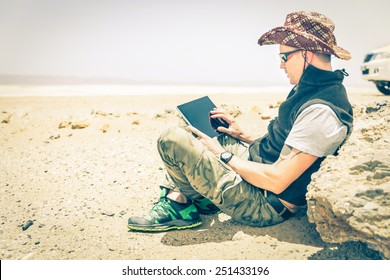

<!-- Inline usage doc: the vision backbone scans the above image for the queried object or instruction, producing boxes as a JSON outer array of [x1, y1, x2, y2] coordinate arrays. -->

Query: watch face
[[222, 152, 231, 159], [221, 151, 233, 163]]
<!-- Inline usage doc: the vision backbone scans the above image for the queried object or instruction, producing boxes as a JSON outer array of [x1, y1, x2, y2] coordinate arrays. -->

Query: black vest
[[249, 64, 353, 206]]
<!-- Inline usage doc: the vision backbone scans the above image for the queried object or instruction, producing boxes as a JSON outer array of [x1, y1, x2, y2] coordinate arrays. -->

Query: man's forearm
[[226, 156, 285, 194], [225, 145, 318, 194]]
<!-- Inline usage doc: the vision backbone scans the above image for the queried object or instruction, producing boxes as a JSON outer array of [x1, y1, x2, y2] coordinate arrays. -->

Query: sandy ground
[[0, 89, 388, 260]]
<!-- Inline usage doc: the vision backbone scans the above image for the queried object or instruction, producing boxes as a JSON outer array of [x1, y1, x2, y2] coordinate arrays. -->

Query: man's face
[[279, 45, 305, 85]]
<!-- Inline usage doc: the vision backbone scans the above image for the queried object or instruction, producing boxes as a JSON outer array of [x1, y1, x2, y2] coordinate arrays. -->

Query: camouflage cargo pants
[[157, 126, 285, 227]]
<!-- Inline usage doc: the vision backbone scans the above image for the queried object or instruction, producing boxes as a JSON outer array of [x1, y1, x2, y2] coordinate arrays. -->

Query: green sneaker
[[192, 196, 220, 215], [127, 188, 202, 232]]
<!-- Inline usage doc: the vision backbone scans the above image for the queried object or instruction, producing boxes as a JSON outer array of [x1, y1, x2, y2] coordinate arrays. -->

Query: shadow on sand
[[160, 208, 383, 260]]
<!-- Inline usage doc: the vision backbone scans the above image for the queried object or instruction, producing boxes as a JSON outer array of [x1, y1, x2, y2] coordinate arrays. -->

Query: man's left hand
[[188, 126, 225, 156]]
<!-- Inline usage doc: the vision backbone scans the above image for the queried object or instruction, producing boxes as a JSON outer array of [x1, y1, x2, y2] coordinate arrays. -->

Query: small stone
[[22, 220, 33, 231], [71, 122, 89, 129], [1, 115, 11, 123], [365, 106, 380, 113], [101, 212, 115, 217], [232, 231, 253, 241], [21, 252, 35, 260], [49, 134, 60, 140], [373, 171, 390, 180], [100, 124, 110, 133], [58, 121, 71, 129], [95, 111, 108, 116]]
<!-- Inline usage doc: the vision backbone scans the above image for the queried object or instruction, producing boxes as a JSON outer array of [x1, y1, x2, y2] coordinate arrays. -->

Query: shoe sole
[[128, 220, 202, 232]]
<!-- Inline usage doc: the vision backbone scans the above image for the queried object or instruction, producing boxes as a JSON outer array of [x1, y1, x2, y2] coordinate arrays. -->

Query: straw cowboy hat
[[258, 11, 351, 60]]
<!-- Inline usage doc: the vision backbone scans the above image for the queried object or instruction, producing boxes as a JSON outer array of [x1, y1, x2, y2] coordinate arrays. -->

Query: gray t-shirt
[[285, 104, 348, 157]]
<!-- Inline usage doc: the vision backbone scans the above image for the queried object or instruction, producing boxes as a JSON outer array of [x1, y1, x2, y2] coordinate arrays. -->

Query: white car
[[361, 44, 390, 95]]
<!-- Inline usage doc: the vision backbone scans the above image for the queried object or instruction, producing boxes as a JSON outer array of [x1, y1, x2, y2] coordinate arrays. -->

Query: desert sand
[[0, 87, 388, 260]]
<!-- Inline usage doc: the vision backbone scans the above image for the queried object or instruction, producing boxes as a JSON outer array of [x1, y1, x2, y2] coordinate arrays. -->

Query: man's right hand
[[210, 108, 255, 143]]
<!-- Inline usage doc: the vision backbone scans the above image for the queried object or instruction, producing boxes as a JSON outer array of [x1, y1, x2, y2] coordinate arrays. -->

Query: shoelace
[[148, 198, 170, 219]]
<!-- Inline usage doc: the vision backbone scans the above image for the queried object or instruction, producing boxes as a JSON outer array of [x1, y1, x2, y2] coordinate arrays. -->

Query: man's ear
[[306, 51, 314, 63]]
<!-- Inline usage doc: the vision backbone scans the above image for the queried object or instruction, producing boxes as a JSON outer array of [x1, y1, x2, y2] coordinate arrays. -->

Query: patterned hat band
[[258, 11, 351, 60]]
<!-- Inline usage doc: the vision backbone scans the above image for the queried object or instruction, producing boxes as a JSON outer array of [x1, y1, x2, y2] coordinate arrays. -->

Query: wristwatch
[[220, 151, 234, 164]]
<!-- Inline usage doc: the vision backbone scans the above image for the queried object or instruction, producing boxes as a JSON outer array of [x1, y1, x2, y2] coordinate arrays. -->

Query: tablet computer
[[177, 96, 228, 138]]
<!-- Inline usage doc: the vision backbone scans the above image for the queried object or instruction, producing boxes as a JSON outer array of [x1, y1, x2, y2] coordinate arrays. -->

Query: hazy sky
[[0, 0, 389, 87]]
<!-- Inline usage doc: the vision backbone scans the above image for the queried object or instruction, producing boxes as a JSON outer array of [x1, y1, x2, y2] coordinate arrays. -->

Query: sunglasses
[[279, 49, 303, 63]]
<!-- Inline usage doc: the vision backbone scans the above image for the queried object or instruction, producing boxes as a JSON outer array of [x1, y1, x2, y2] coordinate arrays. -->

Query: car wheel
[[375, 82, 390, 95]]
